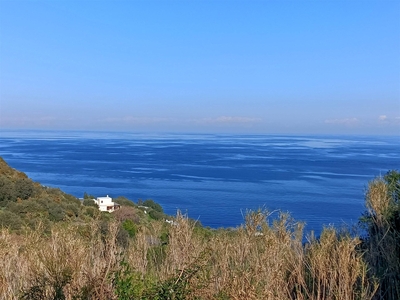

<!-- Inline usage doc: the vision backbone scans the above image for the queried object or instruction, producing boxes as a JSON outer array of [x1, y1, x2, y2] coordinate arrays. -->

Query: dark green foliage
[[122, 219, 137, 237], [148, 209, 164, 220], [83, 192, 95, 199], [83, 198, 98, 207], [7, 200, 42, 217], [6, 199, 73, 223], [0, 158, 94, 227], [62, 193, 81, 206], [0, 210, 23, 231], [83, 206, 98, 218], [0, 176, 16, 204], [143, 199, 163, 213], [21, 267, 72, 300], [14, 178, 34, 200], [48, 204, 65, 222], [114, 196, 135, 207], [113, 261, 157, 300], [64, 203, 79, 218], [193, 225, 214, 241], [117, 227, 130, 249], [159, 230, 169, 245], [113, 254, 206, 300], [46, 187, 63, 196]]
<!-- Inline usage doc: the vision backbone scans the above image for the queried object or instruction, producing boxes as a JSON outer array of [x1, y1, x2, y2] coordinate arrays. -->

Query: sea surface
[[0, 130, 399, 236]]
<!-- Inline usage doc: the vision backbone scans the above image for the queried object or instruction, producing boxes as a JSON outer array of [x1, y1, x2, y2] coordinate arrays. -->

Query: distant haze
[[0, 1, 399, 135]]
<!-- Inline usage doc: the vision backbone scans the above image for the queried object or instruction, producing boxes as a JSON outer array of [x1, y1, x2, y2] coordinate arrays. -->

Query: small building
[[93, 195, 120, 212]]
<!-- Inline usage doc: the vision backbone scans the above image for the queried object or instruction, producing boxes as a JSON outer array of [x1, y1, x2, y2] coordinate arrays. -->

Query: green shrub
[[114, 196, 136, 207], [83, 198, 98, 207], [7, 200, 43, 217], [14, 178, 34, 200], [48, 204, 65, 222], [83, 206, 98, 218], [149, 209, 164, 221], [62, 193, 81, 206], [122, 219, 137, 238], [143, 199, 163, 213], [64, 203, 80, 218], [113, 261, 158, 300], [117, 227, 130, 248], [0, 210, 23, 231], [0, 176, 16, 204], [83, 192, 95, 199]]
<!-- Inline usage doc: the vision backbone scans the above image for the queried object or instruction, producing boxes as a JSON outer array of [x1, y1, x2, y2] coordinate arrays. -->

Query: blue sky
[[0, 1, 399, 135]]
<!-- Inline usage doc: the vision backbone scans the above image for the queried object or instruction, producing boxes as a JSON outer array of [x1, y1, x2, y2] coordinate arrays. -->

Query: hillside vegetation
[[0, 157, 399, 300]]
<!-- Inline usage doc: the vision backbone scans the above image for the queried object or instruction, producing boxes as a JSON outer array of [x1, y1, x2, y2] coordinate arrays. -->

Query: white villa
[[93, 195, 120, 212]]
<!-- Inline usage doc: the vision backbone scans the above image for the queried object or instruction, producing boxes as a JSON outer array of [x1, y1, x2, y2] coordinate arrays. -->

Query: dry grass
[[0, 209, 380, 299], [366, 179, 391, 220], [363, 178, 400, 300], [0, 221, 122, 300]]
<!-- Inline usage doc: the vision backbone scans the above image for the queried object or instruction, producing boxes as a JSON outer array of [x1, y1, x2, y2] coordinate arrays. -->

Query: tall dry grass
[[0, 211, 379, 299], [0, 221, 122, 300], [122, 210, 377, 299], [363, 178, 400, 299]]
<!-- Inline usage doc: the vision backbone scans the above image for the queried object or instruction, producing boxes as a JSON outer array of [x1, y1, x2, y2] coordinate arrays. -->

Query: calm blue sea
[[0, 130, 399, 235]]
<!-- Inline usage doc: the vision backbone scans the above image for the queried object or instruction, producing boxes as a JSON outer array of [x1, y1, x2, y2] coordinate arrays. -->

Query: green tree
[[83, 192, 95, 199], [142, 199, 163, 213]]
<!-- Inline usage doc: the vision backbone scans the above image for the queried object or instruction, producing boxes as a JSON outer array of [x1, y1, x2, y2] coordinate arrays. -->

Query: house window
[[101, 200, 103, 203]]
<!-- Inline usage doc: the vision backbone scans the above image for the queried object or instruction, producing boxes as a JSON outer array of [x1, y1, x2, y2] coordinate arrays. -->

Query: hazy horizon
[[1, 1, 399, 135]]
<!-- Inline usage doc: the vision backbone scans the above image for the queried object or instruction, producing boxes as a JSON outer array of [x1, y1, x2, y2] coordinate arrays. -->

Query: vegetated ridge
[[0, 156, 399, 300]]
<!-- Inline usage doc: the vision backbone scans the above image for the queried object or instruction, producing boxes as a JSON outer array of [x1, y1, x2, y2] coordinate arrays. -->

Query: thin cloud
[[0, 116, 72, 126], [197, 116, 262, 124], [378, 115, 387, 121], [103, 116, 172, 125], [377, 115, 400, 125], [324, 118, 359, 125]]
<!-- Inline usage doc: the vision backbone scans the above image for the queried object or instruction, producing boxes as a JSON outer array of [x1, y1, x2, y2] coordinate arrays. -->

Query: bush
[[0, 210, 23, 231], [48, 203, 65, 222], [122, 219, 137, 238], [142, 199, 163, 213], [83, 192, 95, 199], [7, 200, 43, 217], [148, 209, 164, 221], [14, 178, 34, 200], [0, 176, 16, 204], [64, 203, 80, 218], [83, 206, 98, 218], [83, 198, 98, 208], [114, 196, 135, 207], [117, 227, 130, 249], [63, 193, 81, 206]]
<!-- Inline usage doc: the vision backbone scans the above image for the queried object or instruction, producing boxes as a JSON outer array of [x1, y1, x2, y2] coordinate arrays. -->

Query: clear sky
[[0, 0, 399, 135]]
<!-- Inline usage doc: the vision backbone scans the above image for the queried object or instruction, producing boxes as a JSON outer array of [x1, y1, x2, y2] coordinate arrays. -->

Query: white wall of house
[[93, 195, 119, 212]]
